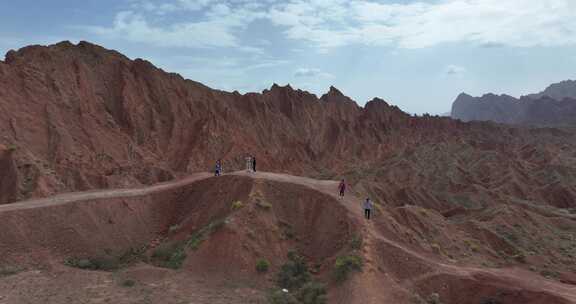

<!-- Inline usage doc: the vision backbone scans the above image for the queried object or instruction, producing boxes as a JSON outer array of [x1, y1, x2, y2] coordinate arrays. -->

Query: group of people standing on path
[[214, 156, 257, 177], [339, 179, 374, 220], [214, 159, 373, 220], [246, 155, 257, 173]]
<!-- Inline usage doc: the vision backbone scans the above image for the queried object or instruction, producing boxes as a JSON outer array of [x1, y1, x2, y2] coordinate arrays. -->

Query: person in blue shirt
[[215, 159, 222, 176]]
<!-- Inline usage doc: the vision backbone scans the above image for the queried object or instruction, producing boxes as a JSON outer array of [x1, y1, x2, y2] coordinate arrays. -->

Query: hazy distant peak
[[457, 92, 473, 99], [451, 80, 576, 125], [525, 79, 576, 100]]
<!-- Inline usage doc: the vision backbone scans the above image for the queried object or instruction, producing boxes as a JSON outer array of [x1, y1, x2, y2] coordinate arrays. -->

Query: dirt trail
[[2, 171, 576, 303], [0, 173, 213, 212], [233, 172, 576, 304]]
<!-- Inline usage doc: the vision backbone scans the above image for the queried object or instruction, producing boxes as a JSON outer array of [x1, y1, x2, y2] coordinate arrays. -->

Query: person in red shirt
[[338, 179, 346, 199]]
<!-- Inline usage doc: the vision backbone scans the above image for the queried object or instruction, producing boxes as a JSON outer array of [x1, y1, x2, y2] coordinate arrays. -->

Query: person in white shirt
[[246, 156, 253, 173], [363, 198, 373, 220]]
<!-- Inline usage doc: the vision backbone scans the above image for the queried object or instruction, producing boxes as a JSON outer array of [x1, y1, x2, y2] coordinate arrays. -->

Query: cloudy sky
[[1, 0, 576, 114]]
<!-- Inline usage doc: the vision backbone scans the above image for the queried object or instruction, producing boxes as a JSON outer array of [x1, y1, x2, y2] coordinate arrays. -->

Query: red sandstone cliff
[[1, 41, 575, 211]]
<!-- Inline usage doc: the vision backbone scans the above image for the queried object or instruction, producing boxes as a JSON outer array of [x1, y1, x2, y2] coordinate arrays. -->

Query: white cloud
[[131, 0, 214, 13], [148, 54, 290, 91], [294, 67, 334, 78], [85, 0, 267, 50], [84, 0, 576, 52], [84, 10, 254, 49], [444, 64, 466, 76], [267, 0, 576, 50]]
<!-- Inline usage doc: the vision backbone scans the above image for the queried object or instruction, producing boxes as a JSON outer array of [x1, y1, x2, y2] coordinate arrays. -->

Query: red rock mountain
[[2, 41, 576, 303], [1, 41, 575, 208], [0, 41, 433, 200]]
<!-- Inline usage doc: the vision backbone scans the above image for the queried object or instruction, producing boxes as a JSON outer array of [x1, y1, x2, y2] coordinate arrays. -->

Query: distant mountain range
[[451, 80, 576, 126]]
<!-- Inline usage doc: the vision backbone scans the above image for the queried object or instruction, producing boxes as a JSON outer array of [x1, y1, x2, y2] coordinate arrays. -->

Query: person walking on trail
[[214, 159, 222, 176], [246, 156, 253, 173], [363, 198, 373, 220], [338, 179, 346, 199], [252, 155, 257, 172]]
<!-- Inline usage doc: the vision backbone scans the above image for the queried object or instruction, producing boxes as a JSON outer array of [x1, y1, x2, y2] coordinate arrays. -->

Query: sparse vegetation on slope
[[349, 235, 363, 251], [64, 246, 147, 271], [65, 256, 121, 271], [256, 259, 270, 273], [0, 265, 23, 277], [333, 255, 363, 282], [269, 251, 327, 304], [151, 242, 187, 270], [151, 218, 227, 269], [231, 200, 244, 210], [277, 251, 311, 290]]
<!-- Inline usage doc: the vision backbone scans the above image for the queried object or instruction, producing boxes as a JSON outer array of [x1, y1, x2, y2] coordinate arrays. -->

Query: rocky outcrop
[[0, 144, 19, 204], [451, 86, 576, 126], [451, 93, 520, 124]]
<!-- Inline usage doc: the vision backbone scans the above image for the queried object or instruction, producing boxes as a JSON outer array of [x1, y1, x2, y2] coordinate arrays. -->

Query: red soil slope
[[0, 144, 18, 204], [1, 172, 575, 304]]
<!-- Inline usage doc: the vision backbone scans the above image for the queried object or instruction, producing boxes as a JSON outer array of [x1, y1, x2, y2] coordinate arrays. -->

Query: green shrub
[[121, 279, 136, 287], [268, 289, 299, 304], [464, 239, 479, 252], [427, 293, 443, 304], [333, 255, 363, 282], [186, 232, 205, 250], [278, 221, 295, 240], [256, 259, 270, 273], [64, 256, 120, 271], [350, 235, 363, 251], [296, 281, 327, 304], [169, 224, 180, 233], [0, 265, 22, 277], [277, 252, 311, 290], [256, 200, 273, 210], [410, 293, 427, 304], [283, 229, 295, 240], [185, 218, 227, 250], [511, 252, 526, 263], [207, 218, 227, 232], [540, 269, 560, 279], [270, 251, 327, 304], [232, 201, 244, 210], [64, 258, 88, 269], [480, 298, 501, 304], [64, 246, 147, 271], [6, 144, 17, 152], [119, 246, 148, 264], [92, 256, 121, 270], [151, 242, 187, 269]]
